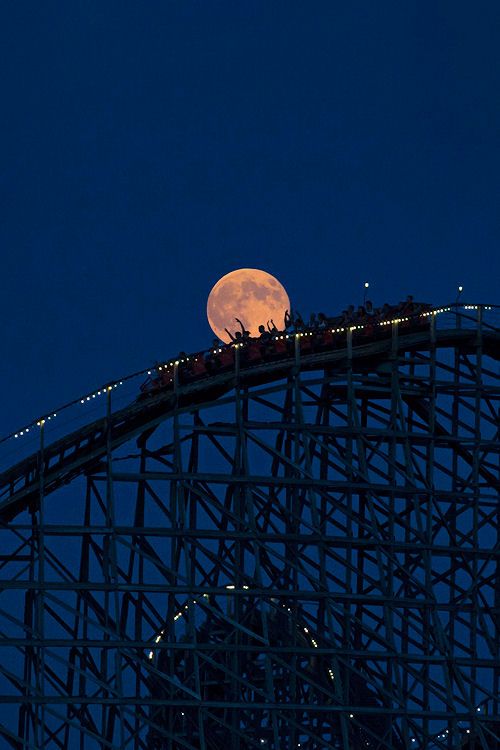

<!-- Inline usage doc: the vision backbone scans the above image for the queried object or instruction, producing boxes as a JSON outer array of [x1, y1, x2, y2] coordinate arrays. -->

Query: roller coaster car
[[139, 304, 435, 400]]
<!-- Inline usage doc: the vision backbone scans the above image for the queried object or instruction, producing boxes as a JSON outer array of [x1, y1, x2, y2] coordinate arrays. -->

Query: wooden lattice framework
[[0, 305, 498, 749]]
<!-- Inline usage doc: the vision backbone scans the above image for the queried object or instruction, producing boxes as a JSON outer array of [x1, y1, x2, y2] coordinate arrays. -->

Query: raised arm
[[234, 317, 245, 334]]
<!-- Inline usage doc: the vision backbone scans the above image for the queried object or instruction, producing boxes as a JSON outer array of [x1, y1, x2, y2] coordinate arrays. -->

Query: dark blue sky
[[1, 1, 499, 436]]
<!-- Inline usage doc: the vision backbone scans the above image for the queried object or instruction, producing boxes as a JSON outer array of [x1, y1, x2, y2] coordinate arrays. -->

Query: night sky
[[1, 1, 499, 438]]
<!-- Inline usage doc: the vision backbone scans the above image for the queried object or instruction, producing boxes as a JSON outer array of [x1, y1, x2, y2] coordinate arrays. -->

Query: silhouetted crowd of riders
[[141, 296, 432, 394]]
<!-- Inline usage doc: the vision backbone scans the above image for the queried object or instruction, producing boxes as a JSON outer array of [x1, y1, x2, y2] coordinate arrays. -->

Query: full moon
[[207, 268, 291, 343]]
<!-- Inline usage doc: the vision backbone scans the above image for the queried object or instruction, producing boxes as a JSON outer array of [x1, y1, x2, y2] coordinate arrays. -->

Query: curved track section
[[0, 305, 498, 750]]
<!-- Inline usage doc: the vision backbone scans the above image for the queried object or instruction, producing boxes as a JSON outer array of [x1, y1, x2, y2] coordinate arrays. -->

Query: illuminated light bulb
[[92, 394, 96, 398], [14, 434, 18, 438], [147, 371, 151, 375], [20, 431, 23, 436], [349, 714, 354, 719], [26, 428, 29, 432], [120, 381, 123, 385], [364, 282, 369, 288], [81, 399, 84, 404], [175, 360, 179, 365]]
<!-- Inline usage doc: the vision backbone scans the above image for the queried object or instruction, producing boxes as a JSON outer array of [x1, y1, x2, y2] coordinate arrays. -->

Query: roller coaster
[[0, 302, 498, 750]]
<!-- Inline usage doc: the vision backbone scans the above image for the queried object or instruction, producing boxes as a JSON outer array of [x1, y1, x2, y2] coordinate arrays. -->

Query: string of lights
[[0, 298, 498, 748], [147, 583, 490, 745], [2, 302, 496, 448]]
